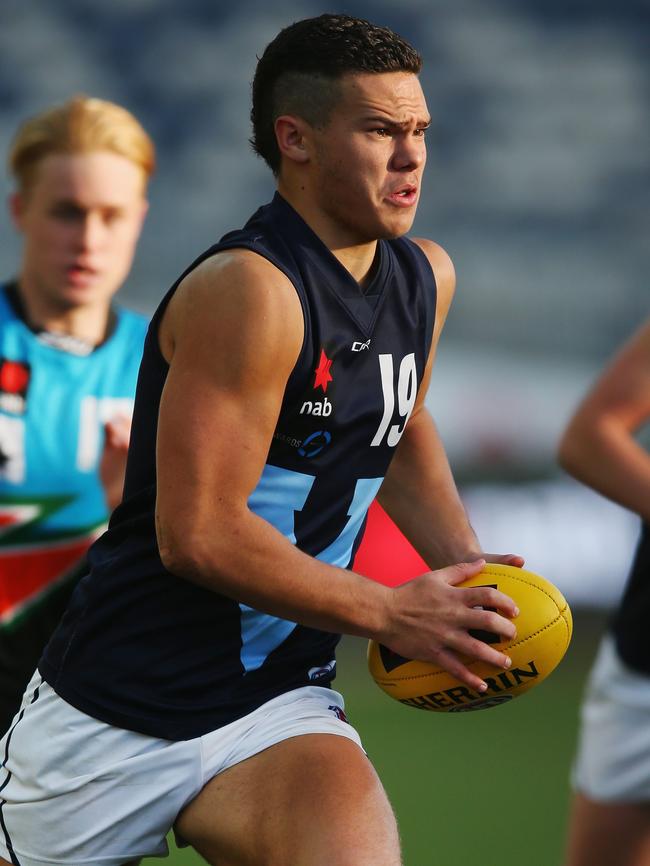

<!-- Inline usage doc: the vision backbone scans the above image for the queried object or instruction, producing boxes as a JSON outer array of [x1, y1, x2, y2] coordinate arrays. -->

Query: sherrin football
[[367, 563, 572, 713]]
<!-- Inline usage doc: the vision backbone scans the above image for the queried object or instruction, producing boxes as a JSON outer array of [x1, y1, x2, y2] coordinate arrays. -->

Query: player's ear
[[274, 115, 311, 165], [8, 192, 26, 231], [137, 198, 149, 230]]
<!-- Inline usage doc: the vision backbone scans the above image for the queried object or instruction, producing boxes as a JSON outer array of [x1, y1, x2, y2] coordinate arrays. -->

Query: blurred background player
[[0, 96, 154, 734], [559, 318, 650, 866]]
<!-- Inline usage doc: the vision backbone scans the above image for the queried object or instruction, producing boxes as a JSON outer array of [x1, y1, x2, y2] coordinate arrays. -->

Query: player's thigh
[[565, 793, 650, 866], [176, 733, 401, 866]]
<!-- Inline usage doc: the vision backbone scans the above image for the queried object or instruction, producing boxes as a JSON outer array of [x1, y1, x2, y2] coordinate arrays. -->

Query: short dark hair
[[250, 14, 422, 174]]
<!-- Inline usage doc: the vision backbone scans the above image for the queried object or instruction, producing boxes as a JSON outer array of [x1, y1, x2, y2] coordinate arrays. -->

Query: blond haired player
[[560, 318, 650, 866], [0, 96, 153, 733]]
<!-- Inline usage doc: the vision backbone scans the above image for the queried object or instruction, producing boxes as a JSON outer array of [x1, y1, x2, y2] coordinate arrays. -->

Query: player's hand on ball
[[369, 563, 572, 712], [381, 558, 519, 694]]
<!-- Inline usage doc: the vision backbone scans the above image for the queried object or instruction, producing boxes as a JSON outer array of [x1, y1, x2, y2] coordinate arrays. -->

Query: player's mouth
[[65, 263, 100, 287], [386, 185, 418, 207]]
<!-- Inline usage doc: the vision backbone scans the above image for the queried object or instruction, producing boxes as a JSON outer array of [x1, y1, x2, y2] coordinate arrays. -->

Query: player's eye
[[102, 209, 123, 225], [50, 203, 84, 222]]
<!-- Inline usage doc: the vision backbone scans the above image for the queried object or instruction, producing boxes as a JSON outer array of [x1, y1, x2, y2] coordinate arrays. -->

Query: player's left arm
[[376, 238, 523, 570], [557, 317, 650, 522]]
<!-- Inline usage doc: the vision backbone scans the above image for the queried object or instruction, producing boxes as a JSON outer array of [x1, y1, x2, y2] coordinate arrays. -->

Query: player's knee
[[319, 789, 401, 866], [324, 839, 402, 866]]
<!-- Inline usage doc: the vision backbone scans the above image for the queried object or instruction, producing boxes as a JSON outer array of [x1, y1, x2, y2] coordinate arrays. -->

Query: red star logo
[[0, 360, 30, 395], [313, 349, 333, 392]]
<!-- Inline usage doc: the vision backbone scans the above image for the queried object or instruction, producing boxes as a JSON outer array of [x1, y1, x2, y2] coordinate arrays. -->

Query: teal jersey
[[0, 284, 148, 629]]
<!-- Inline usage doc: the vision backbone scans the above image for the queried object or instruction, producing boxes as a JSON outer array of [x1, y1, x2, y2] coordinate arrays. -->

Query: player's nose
[[77, 212, 106, 251], [391, 134, 425, 172]]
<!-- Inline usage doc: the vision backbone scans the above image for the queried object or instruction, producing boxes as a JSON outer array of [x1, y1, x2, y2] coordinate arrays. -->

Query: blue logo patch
[[298, 430, 331, 458]]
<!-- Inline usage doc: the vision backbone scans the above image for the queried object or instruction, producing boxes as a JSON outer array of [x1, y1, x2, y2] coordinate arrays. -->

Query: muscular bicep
[[155, 251, 304, 562]]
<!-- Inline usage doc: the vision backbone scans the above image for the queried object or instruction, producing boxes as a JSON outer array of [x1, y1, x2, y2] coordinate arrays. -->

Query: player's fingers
[[462, 585, 519, 619], [484, 552, 525, 568], [441, 559, 486, 586], [464, 605, 517, 642], [457, 634, 513, 672], [437, 612, 513, 670], [430, 647, 490, 694], [104, 416, 131, 449]]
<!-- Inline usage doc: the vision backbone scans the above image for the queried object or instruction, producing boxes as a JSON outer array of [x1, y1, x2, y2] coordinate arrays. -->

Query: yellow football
[[367, 563, 572, 713]]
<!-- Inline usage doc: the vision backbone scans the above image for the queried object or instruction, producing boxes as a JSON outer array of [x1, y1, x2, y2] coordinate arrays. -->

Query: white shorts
[[572, 635, 650, 803], [0, 671, 363, 865]]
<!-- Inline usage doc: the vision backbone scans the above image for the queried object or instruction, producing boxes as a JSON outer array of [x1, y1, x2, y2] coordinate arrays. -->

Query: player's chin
[[60, 279, 114, 306], [377, 207, 418, 239], [55, 286, 95, 308]]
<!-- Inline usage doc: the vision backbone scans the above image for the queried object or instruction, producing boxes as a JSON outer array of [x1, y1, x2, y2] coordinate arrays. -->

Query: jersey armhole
[[148, 242, 310, 393], [404, 238, 438, 358]]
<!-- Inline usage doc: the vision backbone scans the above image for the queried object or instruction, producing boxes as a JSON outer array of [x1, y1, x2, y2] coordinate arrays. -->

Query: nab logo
[[300, 396, 332, 417], [351, 339, 371, 352]]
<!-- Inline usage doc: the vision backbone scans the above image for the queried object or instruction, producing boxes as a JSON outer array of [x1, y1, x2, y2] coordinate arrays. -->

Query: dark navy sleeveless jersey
[[40, 194, 437, 740], [611, 521, 650, 674]]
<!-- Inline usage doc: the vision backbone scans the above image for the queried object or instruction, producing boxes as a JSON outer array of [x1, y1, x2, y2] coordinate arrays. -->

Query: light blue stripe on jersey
[[240, 464, 314, 672], [315, 476, 382, 568], [240, 465, 381, 672], [247, 463, 315, 543], [238, 605, 297, 673]]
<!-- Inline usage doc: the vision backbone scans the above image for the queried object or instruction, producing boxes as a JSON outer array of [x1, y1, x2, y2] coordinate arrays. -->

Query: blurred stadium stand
[[1, 0, 648, 604]]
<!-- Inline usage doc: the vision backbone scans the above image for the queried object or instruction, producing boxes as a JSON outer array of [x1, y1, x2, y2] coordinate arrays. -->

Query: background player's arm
[[377, 239, 523, 569], [154, 249, 516, 690], [557, 317, 650, 523], [99, 414, 132, 511]]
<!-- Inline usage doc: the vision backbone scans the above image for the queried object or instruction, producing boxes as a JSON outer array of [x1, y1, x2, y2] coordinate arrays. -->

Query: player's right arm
[[557, 318, 650, 523], [154, 250, 516, 690]]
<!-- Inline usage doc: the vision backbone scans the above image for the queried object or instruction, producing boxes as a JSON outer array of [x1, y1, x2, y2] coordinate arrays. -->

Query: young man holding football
[[0, 16, 521, 866]]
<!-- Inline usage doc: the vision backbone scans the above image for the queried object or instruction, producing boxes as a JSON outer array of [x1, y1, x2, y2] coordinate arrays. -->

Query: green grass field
[[147, 610, 606, 866]]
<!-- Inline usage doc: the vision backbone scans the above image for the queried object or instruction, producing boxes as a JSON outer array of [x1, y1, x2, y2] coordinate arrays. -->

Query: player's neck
[[15, 276, 112, 347], [333, 243, 380, 291], [278, 186, 378, 288]]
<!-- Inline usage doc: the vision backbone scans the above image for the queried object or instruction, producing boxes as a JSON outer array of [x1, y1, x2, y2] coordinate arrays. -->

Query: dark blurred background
[[2, 0, 648, 588], [1, 3, 648, 860]]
